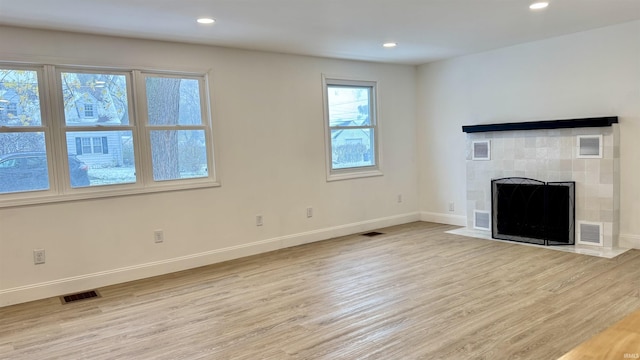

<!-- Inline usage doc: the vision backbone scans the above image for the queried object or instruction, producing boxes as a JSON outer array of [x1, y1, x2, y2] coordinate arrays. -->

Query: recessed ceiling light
[[529, 2, 549, 10], [383, 42, 397, 48], [197, 18, 216, 24]]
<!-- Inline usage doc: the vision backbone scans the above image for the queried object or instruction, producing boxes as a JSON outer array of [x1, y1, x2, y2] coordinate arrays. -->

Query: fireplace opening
[[492, 177, 575, 246]]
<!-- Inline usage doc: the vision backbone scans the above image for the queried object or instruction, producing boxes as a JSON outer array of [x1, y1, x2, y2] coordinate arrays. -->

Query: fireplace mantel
[[462, 116, 618, 133]]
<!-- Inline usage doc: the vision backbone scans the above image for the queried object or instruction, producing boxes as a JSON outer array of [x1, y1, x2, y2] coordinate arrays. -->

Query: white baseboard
[[280, 212, 420, 248], [420, 212, 466, 227], [0, 212, 420, 308], [619, 233, 640, 249]]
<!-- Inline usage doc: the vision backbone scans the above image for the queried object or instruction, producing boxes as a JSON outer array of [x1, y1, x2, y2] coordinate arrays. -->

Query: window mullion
[[62, 125, 134, 132], [329, 125, 375, 130], [200, 75, 216, 181], [43, 64, 68, 193], [132, 70, 153, 186], [0, 126, 46, 132], [146, 125, 206, 131]]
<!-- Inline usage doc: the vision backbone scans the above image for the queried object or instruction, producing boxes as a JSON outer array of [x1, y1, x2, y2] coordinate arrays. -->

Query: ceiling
[[1, 0, 639, 65]]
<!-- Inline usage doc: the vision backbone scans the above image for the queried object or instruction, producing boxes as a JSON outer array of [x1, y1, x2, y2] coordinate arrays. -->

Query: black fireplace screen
[[491, 177, 575, 246]]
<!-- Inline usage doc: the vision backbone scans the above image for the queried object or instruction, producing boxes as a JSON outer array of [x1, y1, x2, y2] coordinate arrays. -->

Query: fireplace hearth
[[492, 177, 575, 246]]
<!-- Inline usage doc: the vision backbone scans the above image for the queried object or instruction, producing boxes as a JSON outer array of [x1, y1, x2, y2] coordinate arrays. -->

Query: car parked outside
[[0, 152, 90, 193]]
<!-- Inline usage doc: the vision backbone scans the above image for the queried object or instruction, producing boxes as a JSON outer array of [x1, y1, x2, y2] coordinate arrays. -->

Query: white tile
[[445, 228, 630, 259]]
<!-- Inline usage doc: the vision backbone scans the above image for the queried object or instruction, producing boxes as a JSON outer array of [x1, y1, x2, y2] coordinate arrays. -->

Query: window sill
[[0, 180, 221, 208], [326, 168, 383, 182]]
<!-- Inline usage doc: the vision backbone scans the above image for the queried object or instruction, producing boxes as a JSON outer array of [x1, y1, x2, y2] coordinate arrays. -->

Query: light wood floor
[[1, 222, 639, 359], [558, 307, 640, 359]]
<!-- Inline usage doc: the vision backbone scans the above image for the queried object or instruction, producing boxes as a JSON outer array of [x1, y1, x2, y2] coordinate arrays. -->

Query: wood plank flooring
[[1, 221, 639, 359], [558, 307, 640, 359]]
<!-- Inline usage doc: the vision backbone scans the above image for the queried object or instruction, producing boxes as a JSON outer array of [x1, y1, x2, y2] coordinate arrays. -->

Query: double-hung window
[[0, 66, 50, 195], [0, 63, 217, 206], [141, 73, 210, 182], [322, 76, 381, 181], [60, 69, 137, 187]]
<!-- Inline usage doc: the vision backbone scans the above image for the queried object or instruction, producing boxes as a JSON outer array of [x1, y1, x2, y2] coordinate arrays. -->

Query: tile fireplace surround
[[461, 117, 620, 253]]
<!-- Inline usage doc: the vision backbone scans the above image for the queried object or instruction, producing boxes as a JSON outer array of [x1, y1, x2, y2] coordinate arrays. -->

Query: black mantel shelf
[[462, 116, 618, 133]]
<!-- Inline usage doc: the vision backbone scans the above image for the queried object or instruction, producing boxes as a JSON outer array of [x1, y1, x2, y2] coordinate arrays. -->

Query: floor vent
[[362, 231, 384, 237], [61, 290, 101, 304]]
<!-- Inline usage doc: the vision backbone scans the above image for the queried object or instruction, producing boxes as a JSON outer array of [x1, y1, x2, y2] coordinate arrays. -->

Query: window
[[84, 103, 95, 118], [92, 137, 103, 153], [61, 70, 136, 187], [142, 74, 209, 181], [76, 137, 107, 154], [322, 76, 381, 181], [0, 67, 49, 195], [0, 63, 217, 206], [81, 137, 92, 154]]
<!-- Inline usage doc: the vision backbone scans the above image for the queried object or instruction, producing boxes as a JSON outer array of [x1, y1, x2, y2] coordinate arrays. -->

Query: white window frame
[[136, 71, 216, 186], [0, 64, 58, 203], [322, 75, 382, 181], [54, 67, 140, 194], [0, 63, 219, 208]]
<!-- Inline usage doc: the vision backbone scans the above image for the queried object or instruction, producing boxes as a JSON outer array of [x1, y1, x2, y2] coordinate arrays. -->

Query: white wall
[[0, 27, 419, 306], [417, 21, 640, 247]]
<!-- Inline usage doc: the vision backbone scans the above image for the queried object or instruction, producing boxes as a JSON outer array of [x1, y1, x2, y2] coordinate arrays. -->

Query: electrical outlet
[[449, 202, 455, 212], [306, 207, 313, 218], [256, 215, 263, 226], [33, 249, 45, 265], [397, 194, 403, 203], [154, 230, 164, 243]]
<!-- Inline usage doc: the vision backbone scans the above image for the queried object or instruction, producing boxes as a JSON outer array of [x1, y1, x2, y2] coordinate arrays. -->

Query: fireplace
[[462, 116, 619, 249], [492, 177, 575, 246]]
